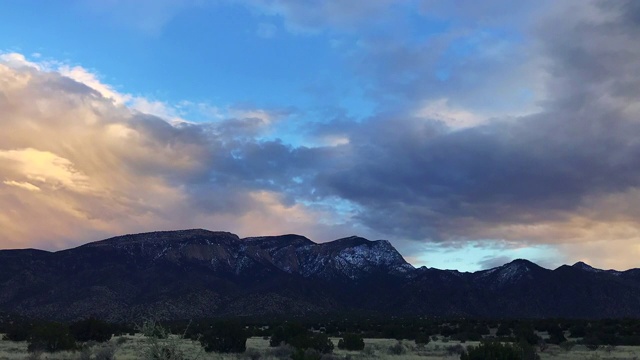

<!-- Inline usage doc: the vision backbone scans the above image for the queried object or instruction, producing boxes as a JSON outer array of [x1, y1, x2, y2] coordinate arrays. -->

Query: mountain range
[[1, 229, 639, 321]]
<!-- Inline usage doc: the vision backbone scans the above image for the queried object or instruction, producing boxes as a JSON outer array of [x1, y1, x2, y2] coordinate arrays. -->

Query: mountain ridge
[[1, 229, 639, 321]]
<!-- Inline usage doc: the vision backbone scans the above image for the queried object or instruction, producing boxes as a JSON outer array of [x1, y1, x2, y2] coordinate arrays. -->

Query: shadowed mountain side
[[0, 229, 639, 321]]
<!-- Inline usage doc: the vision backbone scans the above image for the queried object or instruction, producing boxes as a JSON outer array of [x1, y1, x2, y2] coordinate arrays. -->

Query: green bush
[[270, 323, 308, 347], [337, 333, 365, 351], [559, 341, 576, 351], [496, 324, 512, 337], [3, 322, 32, 342], [547, 326, 567, 345], [514, 325, 540, 345], [569, 324, 586, 338], [27, 322, 76, 353], [415, 332, 431, 345], [270, 323, 333, 354], [291, 348, 322, 360], [94, 343, 117, 360], [387, 340, 406, 355], [199, 322, 248, 353], [289, 333, 334, 354], [460, 341, 539, 360], [136, 319, 188, 360], [71, 318, 113, 343], [447, 344, 465, 356]]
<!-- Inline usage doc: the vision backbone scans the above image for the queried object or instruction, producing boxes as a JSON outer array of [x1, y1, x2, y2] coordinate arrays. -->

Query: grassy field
[[1, 335, 640, 359]]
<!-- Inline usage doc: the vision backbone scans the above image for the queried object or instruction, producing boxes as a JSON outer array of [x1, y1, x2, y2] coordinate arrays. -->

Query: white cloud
[[0, 53, 339, 251], [415, 98, 487, 129], [0, 148, 93, 193], [58, 65, 131, 105], [3, 181, 41, 192]]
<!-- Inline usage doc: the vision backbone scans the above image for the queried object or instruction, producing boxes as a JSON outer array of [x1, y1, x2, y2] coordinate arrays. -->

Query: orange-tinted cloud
[[0, 56, 338, 250]]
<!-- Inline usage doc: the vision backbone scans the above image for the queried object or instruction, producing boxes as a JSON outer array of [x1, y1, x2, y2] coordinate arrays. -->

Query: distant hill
[[1, 229, 639, 321]]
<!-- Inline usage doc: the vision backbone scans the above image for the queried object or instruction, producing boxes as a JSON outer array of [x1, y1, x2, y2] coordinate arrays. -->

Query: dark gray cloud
[[299, 0, 640, 244], [3, 0, 640, 271]]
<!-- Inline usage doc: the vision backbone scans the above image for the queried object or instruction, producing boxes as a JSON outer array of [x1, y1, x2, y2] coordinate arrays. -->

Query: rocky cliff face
[[82, 230, 413, 280], [1, 229, 640, 321]]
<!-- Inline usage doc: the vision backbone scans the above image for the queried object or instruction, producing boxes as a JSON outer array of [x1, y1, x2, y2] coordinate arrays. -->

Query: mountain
[[0, 229, 639, 321]]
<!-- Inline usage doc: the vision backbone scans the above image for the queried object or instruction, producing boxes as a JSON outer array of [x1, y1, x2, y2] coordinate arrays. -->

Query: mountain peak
[[85, 229, 240, 248], [572, 261, 601, 272], [327, 236, 371, 248], [505, 258, 537, 267], [242, 234, 314, 246], [476, 258, 544, 285]]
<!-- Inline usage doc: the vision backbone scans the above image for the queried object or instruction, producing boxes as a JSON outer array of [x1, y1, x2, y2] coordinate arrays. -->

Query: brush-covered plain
[[1, 335, 639, 360]]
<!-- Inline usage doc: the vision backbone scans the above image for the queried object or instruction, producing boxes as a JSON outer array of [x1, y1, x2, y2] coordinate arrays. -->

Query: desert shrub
[[78, 347, 92, 360], [71, 318, 114, 343], [382, 324, 409, 340], [559, 341, 576, 351], [415, 332, 431, 345], [537, 339, 548, 353], [291, 348, 322, 360], [388, 340, 406, 355], [25, 351, 42, 360], [137, 319, 188, 360], [243, 348, 262, 360], [454, 332, 482, 342], [547, 327, 567, 345], [95, 343, 117, 360], [265, 344, 293, 358], [514, 325, 540, 345], [496, 323, 511, 337], [199, 322, 248, 353], [363, 344, 376, 356], [585, 343, 600, 351], [337, 333, 365, 351], [569, 324, 587, 338], [151, 346, 186, 360], [446, 344, 465, 356], [270, 323, 308, 347], [291, 333, 334, 354], [460, 341, 539, 360], [27, 322, 76, 353], [270, 323, 333, 354], [320, 354, 342, 360], [583, 334, 602, 350], [3, 322, 32, 341]]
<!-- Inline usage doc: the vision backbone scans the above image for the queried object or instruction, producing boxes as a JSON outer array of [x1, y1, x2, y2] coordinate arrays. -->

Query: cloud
[[0, 56, 339, 250], [3, 0, 640, 272], [3, 181, 41, 192], [79, 0, 202, 35], [58, 65, 131, 105], [300, 0, 640, 269], [242, 0, 397, 33], [415, 98, 487, 129]]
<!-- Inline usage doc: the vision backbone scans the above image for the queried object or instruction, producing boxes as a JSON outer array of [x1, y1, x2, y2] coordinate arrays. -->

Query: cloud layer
[[0, 56, 350, 249], [2, 0, 640, 270]]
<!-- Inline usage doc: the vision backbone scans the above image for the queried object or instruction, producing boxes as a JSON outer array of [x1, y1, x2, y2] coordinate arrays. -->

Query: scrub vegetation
[[2, 317, 640, 359]]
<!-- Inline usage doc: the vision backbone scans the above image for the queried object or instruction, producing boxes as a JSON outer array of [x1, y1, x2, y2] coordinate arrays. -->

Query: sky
[[1, 0, 639, 272]]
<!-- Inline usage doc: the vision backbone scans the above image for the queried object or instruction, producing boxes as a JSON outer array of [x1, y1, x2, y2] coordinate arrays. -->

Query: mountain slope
[[0, 229, 639, 321]]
